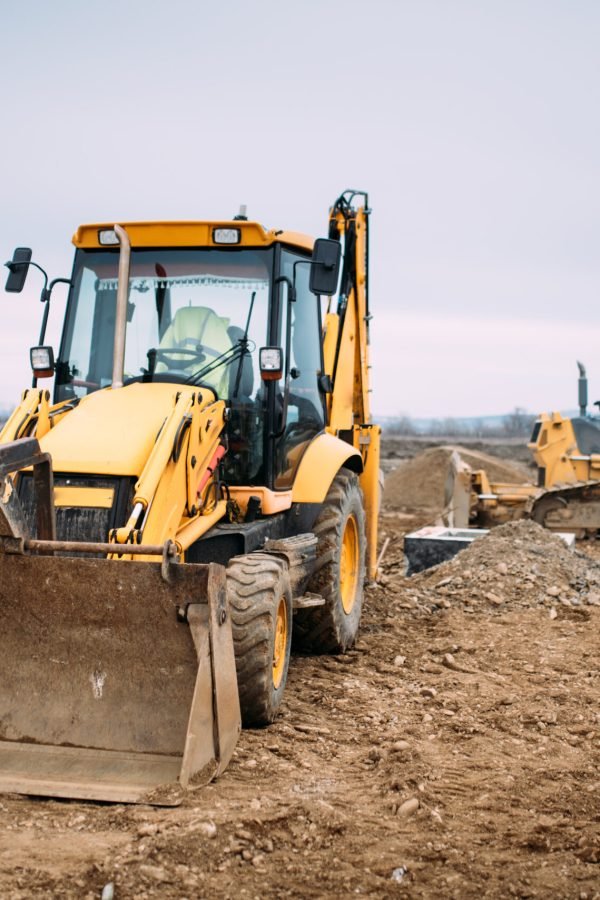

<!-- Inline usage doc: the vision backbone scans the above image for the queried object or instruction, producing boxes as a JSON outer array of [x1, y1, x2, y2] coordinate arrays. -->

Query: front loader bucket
[[0, 554, 241, 804]]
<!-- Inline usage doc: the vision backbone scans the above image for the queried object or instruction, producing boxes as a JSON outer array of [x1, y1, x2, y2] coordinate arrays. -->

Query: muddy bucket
[[0, 552, 240, 804]]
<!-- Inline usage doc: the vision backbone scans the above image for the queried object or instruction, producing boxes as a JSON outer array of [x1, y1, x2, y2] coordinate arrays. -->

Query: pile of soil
[[403, 518, 600, 615], [384, 445, 532, 513]]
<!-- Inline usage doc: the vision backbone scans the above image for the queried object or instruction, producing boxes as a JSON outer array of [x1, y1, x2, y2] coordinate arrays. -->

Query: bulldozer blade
[[0, 554, 241, 804]]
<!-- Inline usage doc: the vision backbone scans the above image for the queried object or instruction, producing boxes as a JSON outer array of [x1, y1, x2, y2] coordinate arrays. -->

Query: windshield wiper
[[232, 291, 256, 400], [183, 343, 244, 388]]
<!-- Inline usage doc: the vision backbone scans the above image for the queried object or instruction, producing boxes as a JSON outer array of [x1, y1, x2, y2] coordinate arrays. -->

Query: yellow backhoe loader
[[446, 362, 600, 534], [0, 190, 379, 804]]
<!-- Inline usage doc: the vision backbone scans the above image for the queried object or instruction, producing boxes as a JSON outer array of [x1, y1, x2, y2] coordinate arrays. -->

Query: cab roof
[[72, 221, 314, 253]]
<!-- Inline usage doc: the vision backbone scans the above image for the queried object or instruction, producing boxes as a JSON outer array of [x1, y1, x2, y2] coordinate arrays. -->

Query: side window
[[60, 267, 114, 399], [275, 251, 325, 488]]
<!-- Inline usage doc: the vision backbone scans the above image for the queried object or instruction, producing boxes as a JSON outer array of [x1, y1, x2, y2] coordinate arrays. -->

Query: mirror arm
[[271, 276, 296, 440], [37, 277, 73, 359]]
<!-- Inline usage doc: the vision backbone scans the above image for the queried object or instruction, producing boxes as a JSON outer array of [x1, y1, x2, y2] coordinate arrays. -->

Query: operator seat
[[156, 306, 232, 396]]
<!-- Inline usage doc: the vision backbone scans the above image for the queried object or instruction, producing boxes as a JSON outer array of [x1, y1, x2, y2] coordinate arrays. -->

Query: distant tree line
[[385, 407, 535, 439]]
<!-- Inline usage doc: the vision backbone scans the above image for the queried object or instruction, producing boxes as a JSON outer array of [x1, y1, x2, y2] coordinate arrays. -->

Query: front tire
[[226, 553, 292, 727], [294, 469, 366, 653]]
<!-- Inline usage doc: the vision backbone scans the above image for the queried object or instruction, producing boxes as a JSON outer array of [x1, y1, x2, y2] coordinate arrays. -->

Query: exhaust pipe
[[577, 360, 587, 417], [112, 224, 131, 389]]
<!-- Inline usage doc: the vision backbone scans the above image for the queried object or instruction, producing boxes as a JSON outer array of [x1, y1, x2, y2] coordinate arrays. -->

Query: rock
[[137, 823, 159, 837], [421, 687, 437, 698], [235, 829, 253, 841], [294, 724, 331, 735], [549, 607, 558, 619], [397, 798, 419, 818], [241, 849, 253, 861], [252, 853, 266, 867], [546, 585, 561, 597], [391, 740, 410, 752], [496, 562, 508, 576], [139, 864, 168, 882], [262, 838, 274, 853], [393, 655, 406, 667], [485, 592, 503, 606], [196, 820, 217, 839]]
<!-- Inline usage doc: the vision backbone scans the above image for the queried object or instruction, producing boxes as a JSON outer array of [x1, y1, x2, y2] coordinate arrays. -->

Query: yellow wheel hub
[[340, 514, 359, 614], [272, 597, 288, 690]]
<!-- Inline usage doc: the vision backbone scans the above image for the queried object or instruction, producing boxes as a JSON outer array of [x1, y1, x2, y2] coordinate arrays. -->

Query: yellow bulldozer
[[0, 190, 379, 804], [445, 362, 600, 534]]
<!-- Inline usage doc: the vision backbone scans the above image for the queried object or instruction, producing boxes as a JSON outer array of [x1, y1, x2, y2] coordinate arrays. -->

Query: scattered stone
[[549, 607, 558, 619], [496, 562, 508, 575], [391, 740, 410, 752], [394, 655, 407, 667], [294, 724, 331, 735], [546, 586, 561, 597], [196, 820, 217, 839], [235, 829, 253, 841], [397, 798, 419, 818], [139, 864, 168, 883], [391, 866, 408, 883]]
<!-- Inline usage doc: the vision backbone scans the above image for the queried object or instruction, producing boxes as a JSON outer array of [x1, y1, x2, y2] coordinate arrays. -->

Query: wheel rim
[[340, 514, 359, 615], [272, 596, 288, 690]]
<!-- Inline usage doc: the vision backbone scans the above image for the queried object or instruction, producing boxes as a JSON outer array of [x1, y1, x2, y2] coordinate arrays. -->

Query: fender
[[291, 432, 363, 504]]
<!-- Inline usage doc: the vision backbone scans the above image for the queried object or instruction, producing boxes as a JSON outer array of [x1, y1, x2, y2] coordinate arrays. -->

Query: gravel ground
[[0, 443, 598, 898]]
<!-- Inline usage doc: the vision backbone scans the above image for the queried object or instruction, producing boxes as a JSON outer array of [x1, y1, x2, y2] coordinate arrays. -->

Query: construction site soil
[[0, 439, 598, 899]]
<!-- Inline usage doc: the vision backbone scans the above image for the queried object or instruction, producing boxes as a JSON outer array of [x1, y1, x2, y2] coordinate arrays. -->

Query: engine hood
[[40, 383, 199, 476]]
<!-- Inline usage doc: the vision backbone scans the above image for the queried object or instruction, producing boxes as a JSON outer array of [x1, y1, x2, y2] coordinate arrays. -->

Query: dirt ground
[[0, 439, 599, 899]]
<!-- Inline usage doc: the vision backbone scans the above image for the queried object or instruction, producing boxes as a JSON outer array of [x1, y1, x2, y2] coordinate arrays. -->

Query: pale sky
[[1, 0, 599, 418]]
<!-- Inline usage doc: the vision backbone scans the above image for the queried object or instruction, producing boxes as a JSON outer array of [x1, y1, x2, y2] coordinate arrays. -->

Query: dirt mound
[[384, 444, 532, 512], [406, 518, 600, 615]]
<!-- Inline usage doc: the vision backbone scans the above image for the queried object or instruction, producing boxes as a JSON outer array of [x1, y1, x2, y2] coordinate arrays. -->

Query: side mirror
[[309, 238, 341, 296], [5, 247, 33, 293]]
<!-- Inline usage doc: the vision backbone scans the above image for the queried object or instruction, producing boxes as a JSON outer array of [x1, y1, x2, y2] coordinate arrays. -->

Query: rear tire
[[226, 553, 292, 727], [294, 469, 366, 653]]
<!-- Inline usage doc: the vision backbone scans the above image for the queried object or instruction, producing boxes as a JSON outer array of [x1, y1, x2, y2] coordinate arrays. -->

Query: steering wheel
[[153, 347, 206, 368]]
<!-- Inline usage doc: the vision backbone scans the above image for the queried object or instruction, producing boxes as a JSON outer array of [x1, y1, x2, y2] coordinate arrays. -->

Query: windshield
[[56, 248, 273, 403]]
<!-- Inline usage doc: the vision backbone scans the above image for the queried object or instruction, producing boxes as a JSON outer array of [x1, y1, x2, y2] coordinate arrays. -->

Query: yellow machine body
[[446, 408, 600, 534], [0, 193, 379, 803]]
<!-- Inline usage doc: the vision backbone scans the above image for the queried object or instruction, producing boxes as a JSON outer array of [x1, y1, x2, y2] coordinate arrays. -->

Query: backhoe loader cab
[[0, 192, 380, 804]]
